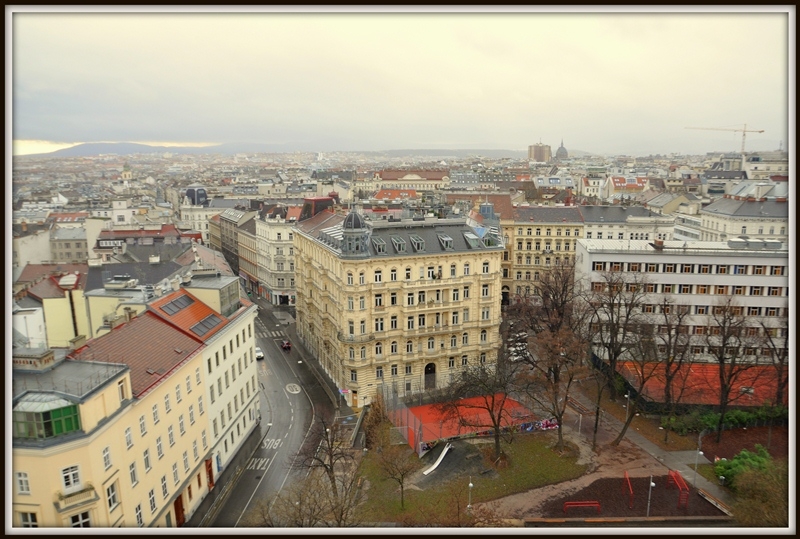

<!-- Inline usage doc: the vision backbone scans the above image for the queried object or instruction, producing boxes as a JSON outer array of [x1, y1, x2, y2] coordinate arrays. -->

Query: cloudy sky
[[9, 7, 793, 156]]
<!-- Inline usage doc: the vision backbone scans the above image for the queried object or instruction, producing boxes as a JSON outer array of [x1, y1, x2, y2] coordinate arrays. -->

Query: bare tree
[[704, 296, 763, 443], [584, 270, 649, 401], [292, 416, 355, 500], [518, 326, 587, 451], [241, 471, 331, 527], [375, 438, 420, 510], [757, 302, 789, 408], [609, 321, 667, 446], [436, 355, 524, 462], [649, 297, 698, 444]]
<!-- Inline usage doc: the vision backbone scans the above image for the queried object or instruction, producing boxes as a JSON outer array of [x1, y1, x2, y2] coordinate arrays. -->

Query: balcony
[[337, 331, 376, 344], [55, 484, 99, 513]]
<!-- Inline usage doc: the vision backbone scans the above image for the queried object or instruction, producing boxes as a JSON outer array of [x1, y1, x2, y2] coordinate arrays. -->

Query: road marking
[[286, 383, 301, 394], [246, 457, 272, 470], [270, 331, 286, 337], [261, 438, 282, 450]]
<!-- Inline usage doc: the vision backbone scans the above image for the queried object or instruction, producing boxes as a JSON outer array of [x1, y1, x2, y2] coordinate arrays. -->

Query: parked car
[[255, 347, 264, 360]]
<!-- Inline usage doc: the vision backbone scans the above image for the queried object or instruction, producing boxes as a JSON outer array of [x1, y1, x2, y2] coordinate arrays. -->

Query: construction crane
[[685, 124, 764, 153]]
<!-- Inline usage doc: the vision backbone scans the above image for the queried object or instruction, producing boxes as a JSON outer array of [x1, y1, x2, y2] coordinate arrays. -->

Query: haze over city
[[10, 7, 791, 157]]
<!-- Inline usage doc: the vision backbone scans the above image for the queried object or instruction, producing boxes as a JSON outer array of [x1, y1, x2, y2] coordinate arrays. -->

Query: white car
[[255, 347, 264, 360]]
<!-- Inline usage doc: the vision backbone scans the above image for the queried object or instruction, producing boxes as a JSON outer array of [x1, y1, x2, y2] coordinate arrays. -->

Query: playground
[[539, 472, 727, 518]]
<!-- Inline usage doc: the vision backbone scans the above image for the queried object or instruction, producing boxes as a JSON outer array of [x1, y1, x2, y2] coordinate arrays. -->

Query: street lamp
[[693, 450, 704, 487], [646, 475, 655, 517], [624, 393, 630, 421], [467, 476, 473, 512]]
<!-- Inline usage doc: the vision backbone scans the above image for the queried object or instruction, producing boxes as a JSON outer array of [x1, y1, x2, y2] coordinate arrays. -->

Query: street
[[209, 301, 337, 527]]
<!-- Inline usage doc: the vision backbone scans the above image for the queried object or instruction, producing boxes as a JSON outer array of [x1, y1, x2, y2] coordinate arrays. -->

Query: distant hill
[[20, 142, 595, 159]]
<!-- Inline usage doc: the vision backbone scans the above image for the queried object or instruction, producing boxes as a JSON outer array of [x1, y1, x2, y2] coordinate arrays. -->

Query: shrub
[[713, 445, 772, 491]]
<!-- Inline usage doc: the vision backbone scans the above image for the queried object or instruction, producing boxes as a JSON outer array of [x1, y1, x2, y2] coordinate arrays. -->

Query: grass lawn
[[357, 431, 586, 524], [580, 384, 697, 452]]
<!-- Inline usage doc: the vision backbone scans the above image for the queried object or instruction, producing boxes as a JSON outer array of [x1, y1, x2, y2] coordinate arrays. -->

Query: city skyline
[[9, 7, 793, 157]]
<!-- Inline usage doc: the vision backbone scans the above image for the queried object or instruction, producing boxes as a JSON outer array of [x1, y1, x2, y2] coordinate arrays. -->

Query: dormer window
[[372, 237, 386, 254], [437, 234, 454, 250], [410, 235, 425, 252], [391, 236, 406, 253]]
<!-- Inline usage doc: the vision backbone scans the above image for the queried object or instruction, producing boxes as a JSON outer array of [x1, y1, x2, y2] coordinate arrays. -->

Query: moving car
[[255, 346, 264, 360], [281, 340, 291, 351]]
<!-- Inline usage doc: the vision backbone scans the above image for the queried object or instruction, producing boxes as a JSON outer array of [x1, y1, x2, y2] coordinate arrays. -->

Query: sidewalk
[[567, 388, 734, 508], [184, 421, 265, 527]]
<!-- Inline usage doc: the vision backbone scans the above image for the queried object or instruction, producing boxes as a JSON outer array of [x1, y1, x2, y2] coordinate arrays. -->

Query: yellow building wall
[[295, 230, 503, 407], [12, 354, 213, 528]]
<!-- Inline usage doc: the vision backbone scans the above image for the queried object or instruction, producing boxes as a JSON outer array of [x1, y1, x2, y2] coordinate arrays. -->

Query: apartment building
[[294, 209, 504, 408], [579, 206, 674, 242], [11, 288, 258, 528], [50, 227, 89, 263], [504, 206, 584, 304], [696, 181, 789, 243], [574, 238, 789, 365], [255, 205, 301, 305]]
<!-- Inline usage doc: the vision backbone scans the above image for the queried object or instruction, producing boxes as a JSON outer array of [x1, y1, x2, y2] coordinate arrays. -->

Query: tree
[[436, 355, 524, 462], [608, 320, 669, 446], [758, 304, 789, 408], [507, 261, 594, 451], [518, 326, 586, 451], [375, 438, 419, 510], [584, 270, 650, 401], [241, 471, 331, 527], [731, 458, 789, 527], [648, 298, 698, 444], [292, 416, 355, 500], [704, 296, 763, 443]]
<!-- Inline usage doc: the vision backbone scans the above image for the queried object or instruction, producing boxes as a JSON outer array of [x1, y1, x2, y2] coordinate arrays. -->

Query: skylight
[[190, 314, 222, 337], [161, 295, 195, 315]]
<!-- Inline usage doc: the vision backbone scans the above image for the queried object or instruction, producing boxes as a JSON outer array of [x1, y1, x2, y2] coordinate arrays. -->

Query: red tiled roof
[[149, 289, 229, 342], [70, 311, 204, 398], [27, 271, 87, 300], [15, 263, 89, 285], [374, 189, 418, 200], [286, 206, 302, 221], [619, 362, 786, 407], [98, 224, 181, 239], [444, 193, 514, 219]]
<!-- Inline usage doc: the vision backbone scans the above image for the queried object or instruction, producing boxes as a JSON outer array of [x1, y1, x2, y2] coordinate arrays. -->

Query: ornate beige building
[[294, 209, 504, 408]]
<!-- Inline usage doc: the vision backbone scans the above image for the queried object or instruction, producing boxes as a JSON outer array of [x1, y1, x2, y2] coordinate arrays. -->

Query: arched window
[[428, 337, 435, 350], [391, 341, 398, 354], [375, 342, 383, 356], [450, 335, 457, 348], [360, 347, 366, 360], [406, 341, 414, 353], [480, 330, 487, 343], [462, 332, 469, 345], [349, 348, 355, 360]]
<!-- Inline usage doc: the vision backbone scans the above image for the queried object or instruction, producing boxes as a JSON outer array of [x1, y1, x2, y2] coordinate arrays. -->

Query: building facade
[[574, 238, 789, 366], [11, 288, 258, 529], [294, 209, 504, 408]]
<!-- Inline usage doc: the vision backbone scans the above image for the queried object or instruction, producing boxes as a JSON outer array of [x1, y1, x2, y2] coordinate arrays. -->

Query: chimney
[[21, 221, 28, 232], [653, 239, 664, 250], [171, 277, 181, 291], [123, 307, 135, 322]]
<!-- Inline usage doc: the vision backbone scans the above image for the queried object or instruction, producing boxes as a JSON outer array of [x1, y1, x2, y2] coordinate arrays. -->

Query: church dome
[[555, 140, 569, 160], [342, 211, 365, 230]]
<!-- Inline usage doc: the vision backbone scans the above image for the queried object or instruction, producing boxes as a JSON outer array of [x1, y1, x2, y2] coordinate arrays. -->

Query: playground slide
[[422, 443, 453, 476]]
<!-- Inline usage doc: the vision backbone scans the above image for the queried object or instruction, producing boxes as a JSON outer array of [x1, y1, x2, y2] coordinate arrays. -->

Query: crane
[[685, 124, 764, 153]]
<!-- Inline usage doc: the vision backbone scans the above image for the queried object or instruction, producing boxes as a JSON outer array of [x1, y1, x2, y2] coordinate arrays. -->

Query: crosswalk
[[256, 330, 286, 339]]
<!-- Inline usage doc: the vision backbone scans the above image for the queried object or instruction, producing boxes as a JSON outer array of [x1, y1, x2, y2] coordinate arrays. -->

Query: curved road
[[210, 307, 335, 527]]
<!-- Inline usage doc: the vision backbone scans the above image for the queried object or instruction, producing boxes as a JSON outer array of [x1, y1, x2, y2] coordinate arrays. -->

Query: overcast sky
[[9, 8, 793, 156]]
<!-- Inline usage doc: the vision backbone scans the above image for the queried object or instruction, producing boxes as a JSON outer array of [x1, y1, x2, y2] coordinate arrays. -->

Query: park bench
[[563, 500, 601, 514]]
